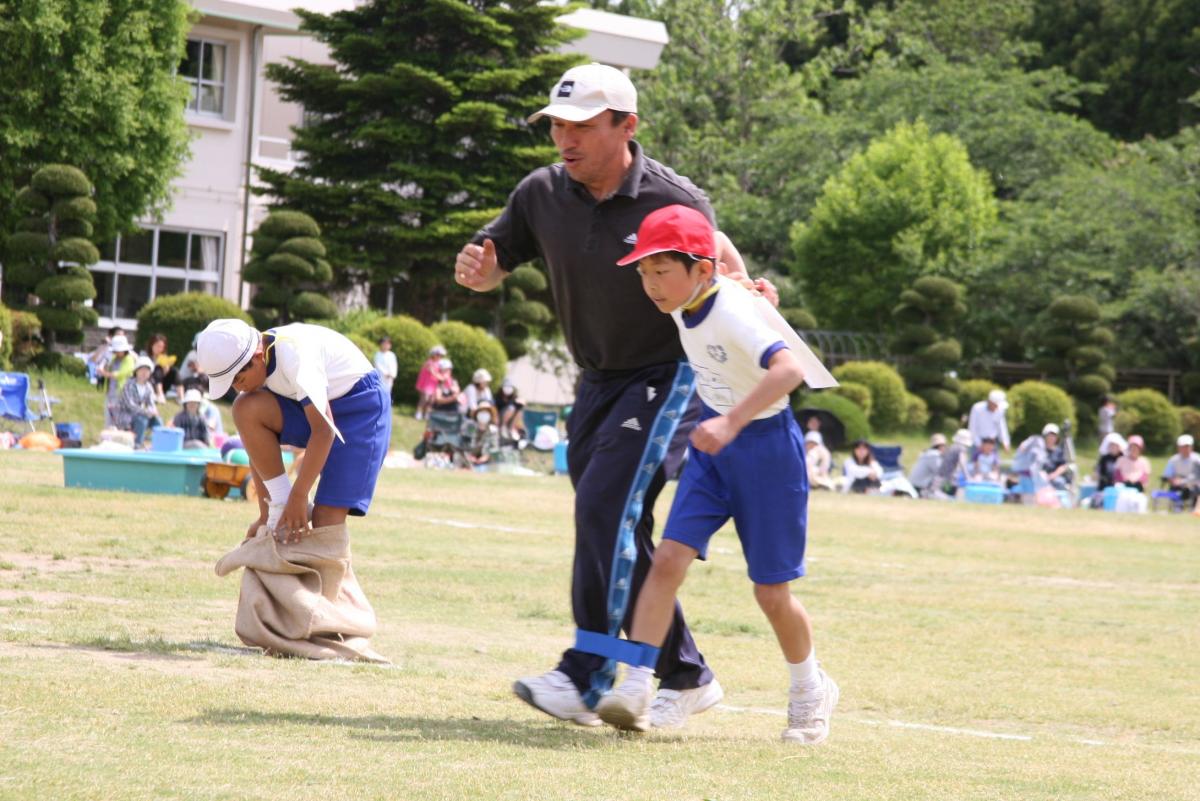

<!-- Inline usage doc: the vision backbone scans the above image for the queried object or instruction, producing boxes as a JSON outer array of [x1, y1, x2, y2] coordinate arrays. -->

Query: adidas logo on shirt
[[620, 417, 642, 432], [646, 386, 657, 402]]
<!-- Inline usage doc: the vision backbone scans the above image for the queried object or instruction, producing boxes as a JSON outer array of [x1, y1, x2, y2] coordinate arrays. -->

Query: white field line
[[412, 516, 545, 535], [715, 704, 1200, 754]]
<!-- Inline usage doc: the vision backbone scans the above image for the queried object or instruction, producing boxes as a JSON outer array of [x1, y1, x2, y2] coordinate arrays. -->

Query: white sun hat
[[527, 63, 637, 123], [197, 319, 260, 398]]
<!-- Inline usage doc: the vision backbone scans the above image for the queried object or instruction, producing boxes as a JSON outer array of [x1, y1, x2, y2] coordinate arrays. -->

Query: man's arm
[[713, 231, 779, 307]]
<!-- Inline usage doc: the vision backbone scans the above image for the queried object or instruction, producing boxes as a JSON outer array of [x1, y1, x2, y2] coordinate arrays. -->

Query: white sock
[[263, 473, 291, 506], [788, 650, 819, 692], [622, 665, 655, 692]]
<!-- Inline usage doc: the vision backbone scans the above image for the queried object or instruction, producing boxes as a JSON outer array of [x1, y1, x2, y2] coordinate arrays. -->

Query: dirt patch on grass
[[0, 552, 210, 574], [0, 639, 267, 678], [0, 590, 131, 605]]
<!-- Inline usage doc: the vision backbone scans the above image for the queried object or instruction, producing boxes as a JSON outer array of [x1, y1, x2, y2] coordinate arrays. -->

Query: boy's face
[[185, 402, 200, 414], [231, 351, 268, 393], [135, 367, 151, 383], [981, 440, 995, 453], [380, 341, 392, 352], [635, 253, 713, 313]]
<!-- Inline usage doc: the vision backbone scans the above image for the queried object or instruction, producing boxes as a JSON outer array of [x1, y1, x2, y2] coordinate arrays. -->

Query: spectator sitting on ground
[[1162, 434, 1200, 507], [1097, 395, 1118, 440], [968, 389, 1011, 454], [464, 402, 500, 467], [177, 334, 205, 390], [116, 356, 162, 448], [1095, 432, 1126, 494], [144, 333, 180, 404], [430, 357, 462, 412], [938, 429, 973, 496], [1115, 434, 1151, 492], [97, 334, 135, 428], [495, 378, 526, 440], [172, 388, 210, 448], [910, 432, 948, 497], [373, 336, 398, 401], [842, 439, 882, 494], [805, 430, 835, 491], [969, 437, 1002, 483], [415, 345, 446, 420], [463, 368, 494, 414], [1037, 423, 1072, 490]]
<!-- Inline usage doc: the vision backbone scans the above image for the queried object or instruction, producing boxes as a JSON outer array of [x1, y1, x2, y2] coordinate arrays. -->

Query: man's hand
[[690, 415, 741, 455], [455, 238, 505, 292]]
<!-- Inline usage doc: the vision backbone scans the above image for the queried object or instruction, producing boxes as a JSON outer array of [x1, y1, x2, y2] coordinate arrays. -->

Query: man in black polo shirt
[[456, 63, 760, 729]]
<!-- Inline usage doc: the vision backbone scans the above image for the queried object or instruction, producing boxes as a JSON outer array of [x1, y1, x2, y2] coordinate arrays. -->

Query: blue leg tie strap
[[574, 629, 661, 669], [580, 361, 695, 710]]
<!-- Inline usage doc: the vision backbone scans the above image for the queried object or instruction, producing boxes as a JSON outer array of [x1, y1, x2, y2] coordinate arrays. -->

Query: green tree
[[1024, 0, 1200, 140], [0, 0, 192, 248], [790, 120, 997, 331], [1028, 295, 1116, 429], [243, 211, 337, 326], [256, 0, 578, 336], [891, 276, 966, 428], [3, 165, 100, 348]]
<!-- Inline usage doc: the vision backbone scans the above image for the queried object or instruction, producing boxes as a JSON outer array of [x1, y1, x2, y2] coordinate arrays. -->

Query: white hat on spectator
[[952, 429, 972, 448], [438, 358, 453, 370], [183, 388, 204, 405], [988, 389, 1008, 409], [1042, 423, 1060, 437], [430, 344, 447, 356], [133, 355, 154, 373], [1179, 434, 1195, 448], [109, 334, 131, 353], [930, 432, 947, 447], [804, 431, 823, 445], [472, 368, 492, 384]]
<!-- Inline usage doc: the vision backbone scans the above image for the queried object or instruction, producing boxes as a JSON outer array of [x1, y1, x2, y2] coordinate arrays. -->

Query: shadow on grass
[[78, 634, 261, 657], [189, 708, 619, 750]]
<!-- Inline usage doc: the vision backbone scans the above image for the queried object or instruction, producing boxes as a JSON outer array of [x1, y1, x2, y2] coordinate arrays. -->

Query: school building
[[91, 0, 669, 331]]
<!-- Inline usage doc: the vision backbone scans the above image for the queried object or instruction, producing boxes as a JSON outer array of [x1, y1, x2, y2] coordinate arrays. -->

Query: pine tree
[[891, 276, 967, 429], [256, 0, 578, 343], [4, 165, 100, 349], [243, 211, 337, 325], [1029, 295, 1116, 430]]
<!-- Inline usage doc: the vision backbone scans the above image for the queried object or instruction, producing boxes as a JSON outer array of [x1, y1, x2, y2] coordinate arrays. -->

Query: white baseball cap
[[133, 355, 154, 373], [1179, 434, 1195, 447], [1042, 423, 1060, 437], [197, 319, 260, 398], [988, 389, 1008, 409], [527, 63, 637, 123], [183, 388, 204, 405], [109, 334, 131, 353]]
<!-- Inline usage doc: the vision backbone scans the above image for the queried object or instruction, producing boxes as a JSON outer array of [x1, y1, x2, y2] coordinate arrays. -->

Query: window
[[91, 226, 224, 325], [180, 39, 227, 116]]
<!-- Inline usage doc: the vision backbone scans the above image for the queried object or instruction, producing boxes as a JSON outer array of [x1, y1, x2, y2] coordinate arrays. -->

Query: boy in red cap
[[597, 204, 839, 743]]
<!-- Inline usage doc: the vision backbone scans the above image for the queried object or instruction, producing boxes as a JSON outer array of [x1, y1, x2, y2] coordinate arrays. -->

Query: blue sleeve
[[759, 340, 788, 369]]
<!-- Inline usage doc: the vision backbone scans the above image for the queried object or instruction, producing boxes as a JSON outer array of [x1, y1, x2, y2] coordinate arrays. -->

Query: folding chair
[[869, 444, 904, 481], [0, 372, 53, 432]]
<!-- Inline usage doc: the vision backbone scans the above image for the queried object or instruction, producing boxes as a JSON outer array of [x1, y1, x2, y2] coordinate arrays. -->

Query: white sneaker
[[649, 679, 724, 729], [596, 678, 654, 732], [512, 670, 600, 727], [782, 669, 839, 744]]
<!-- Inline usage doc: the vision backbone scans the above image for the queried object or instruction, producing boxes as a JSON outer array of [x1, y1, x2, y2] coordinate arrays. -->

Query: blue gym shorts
[[273, 371, 391, 516], [663, 404, 809, 584]]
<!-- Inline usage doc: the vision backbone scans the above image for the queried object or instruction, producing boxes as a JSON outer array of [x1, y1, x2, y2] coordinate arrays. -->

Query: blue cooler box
[[964, 481, 1005, 504]]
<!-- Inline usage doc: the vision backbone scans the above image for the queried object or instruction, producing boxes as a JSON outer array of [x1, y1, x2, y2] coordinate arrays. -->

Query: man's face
[[1180, 444, 1193, 458], [549, 111, 636, 187]]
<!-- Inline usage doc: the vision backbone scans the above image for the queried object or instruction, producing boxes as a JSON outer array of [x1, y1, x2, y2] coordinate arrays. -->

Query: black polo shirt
[[475, 141, 716, 372]]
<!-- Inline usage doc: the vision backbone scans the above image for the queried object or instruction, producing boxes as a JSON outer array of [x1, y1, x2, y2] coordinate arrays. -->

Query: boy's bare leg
[[311, 505, 349, 529], [753, 583, 813, 663], [629, 540, 697, 647], [232, 391, 286, 478]]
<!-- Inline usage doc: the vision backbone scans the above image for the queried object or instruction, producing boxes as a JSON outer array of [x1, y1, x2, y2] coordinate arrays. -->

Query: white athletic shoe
[[782, 669, 839, 744], [596, 678, 655, 732], [513, 670, 601, 727], [649, 679, 724, 729]]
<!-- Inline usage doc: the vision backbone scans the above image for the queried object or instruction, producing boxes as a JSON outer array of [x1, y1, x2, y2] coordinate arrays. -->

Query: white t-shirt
[[263, 323, 373, 440], [670, 275, 788, 420], [373, 350, 398, 380]]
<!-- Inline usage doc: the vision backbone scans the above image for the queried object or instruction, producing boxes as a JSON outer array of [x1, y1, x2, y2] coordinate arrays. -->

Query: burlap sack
[[215, 524, 388, 663]]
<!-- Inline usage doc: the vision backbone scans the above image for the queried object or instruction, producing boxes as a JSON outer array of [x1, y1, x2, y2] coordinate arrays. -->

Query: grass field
[[2, 447, 1199, 801]]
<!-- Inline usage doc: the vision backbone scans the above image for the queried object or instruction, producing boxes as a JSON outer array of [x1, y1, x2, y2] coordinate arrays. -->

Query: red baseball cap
[[616, 205, 716, 266]]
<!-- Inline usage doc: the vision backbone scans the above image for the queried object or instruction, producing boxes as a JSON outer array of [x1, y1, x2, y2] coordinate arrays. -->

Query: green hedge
[[9, 310, 42, 366], [0, 303, 12, 369], [1007, 380, 1076, 441], [795, 390, 871, 446], [135, 292, 253, 359], [1178, 406, 1200, 442], [356, 315, 438, 404], [904, 391, 931, 429], [1115, 388, 1181, 453], [830, 381, 872, 419], [831, 360, 907, 432], [431, 321, 507, 390]]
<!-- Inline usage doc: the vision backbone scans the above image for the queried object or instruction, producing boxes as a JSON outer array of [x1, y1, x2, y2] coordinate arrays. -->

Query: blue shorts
[[663, 405, 809, 584], [273, 371, 391, 516]]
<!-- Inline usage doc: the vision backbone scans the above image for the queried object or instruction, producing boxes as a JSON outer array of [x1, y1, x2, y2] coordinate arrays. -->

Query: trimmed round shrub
[[135, 292, 252, 359], [51, 238, 100, 265], [1115, 388, 1181, 452], [265, 252, 315, 280], [957, 378, 1000, 413], [509, 264, 548, 293], [921, 387, 959, 416], [311, 258, 334, 283], [831, 360, 907, 432], [6, 232, 51, 262], [57, 219, 93, 239], [912, 275, 960, 304], [289, 291, 339, 321], [431, 320, 507, 390], [257, 210, 320, 239], [51, 196, 97, 221], [32, 350, 88, 377], [781, 307, 817, 329], [904, 391, 931, 429], [356, 315, 438, 404], [0, 303, 13, 368], [31, 164, 92, 197], [919, 338, 962, 365], [35, 274, 95, 304], [794, 391, 871, 446], [34, 305, 82, 332], [251, 283, 290, 309], [895, 323, 937, 348], [830, 381, 872, 419], [1007, 380, 1076, 441], [9, 310, 42, 365], [15, 186, 49, 212], [1071, 373, 1112, 398], [277, 237, 327, 261], [1178, 407, 1200, 442]]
